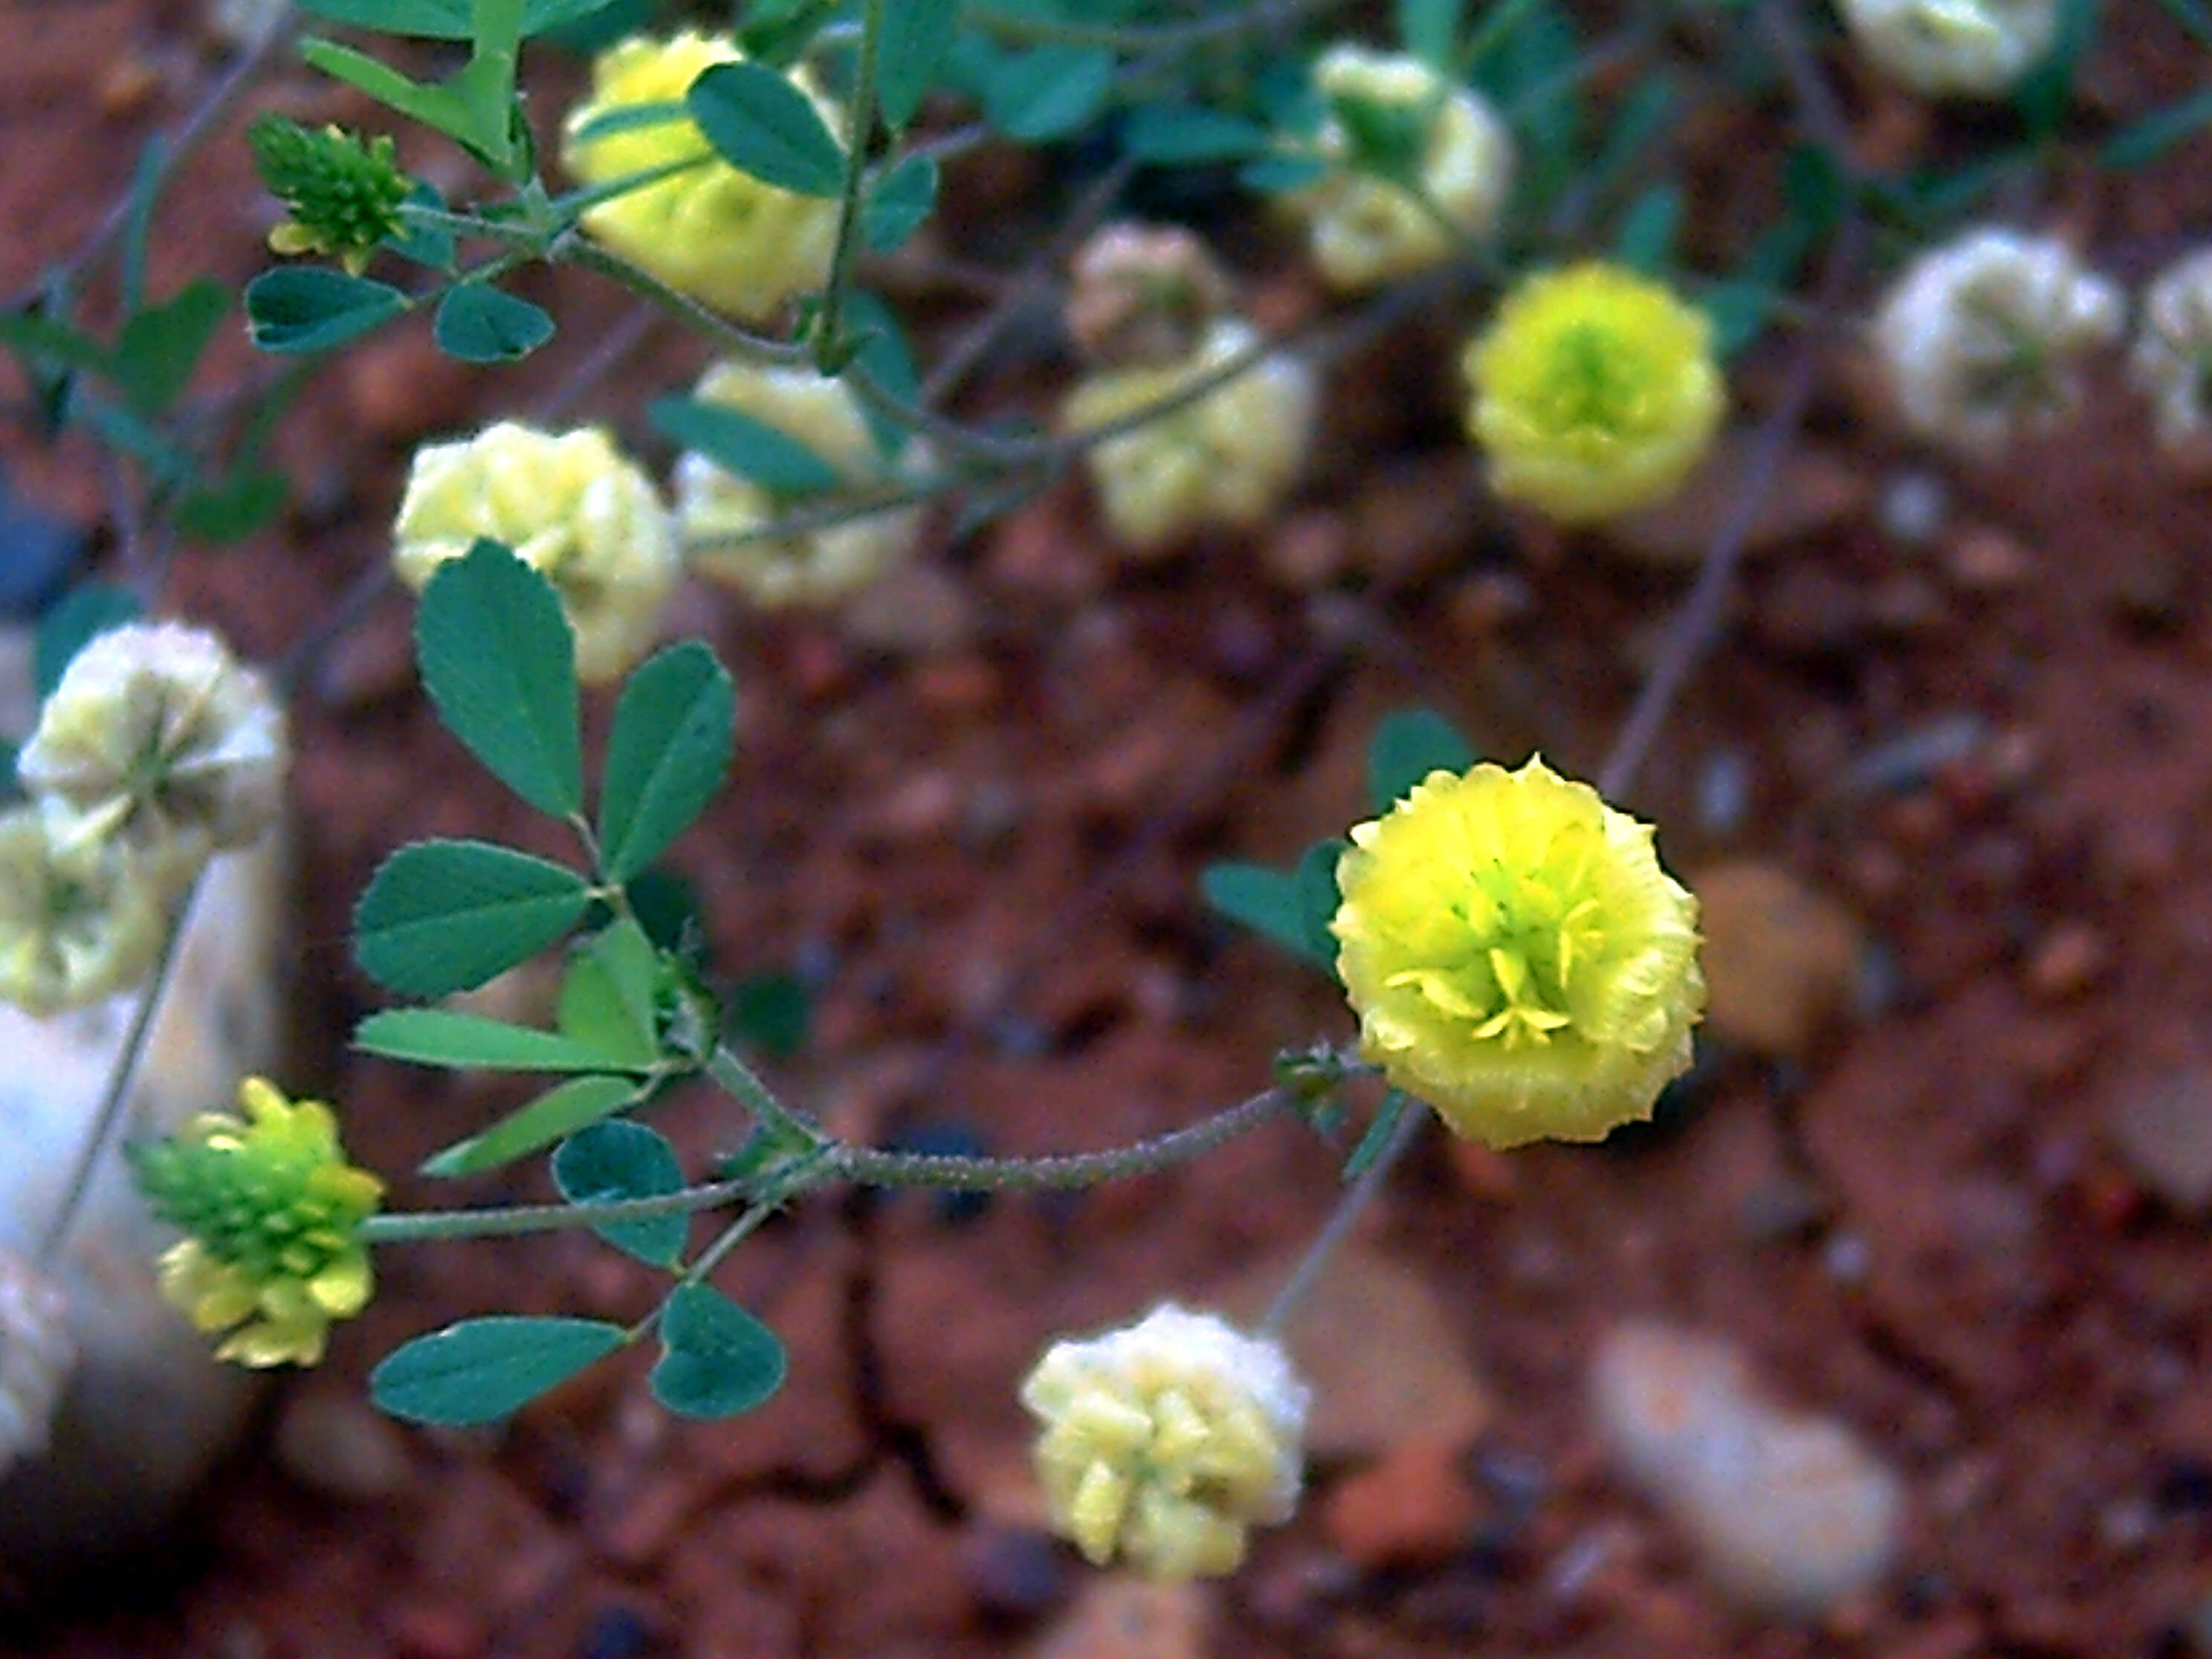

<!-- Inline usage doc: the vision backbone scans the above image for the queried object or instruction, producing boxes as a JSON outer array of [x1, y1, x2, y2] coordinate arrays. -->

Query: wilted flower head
[[1872, 229, 2122, 457], [1464, 262, 1726, 523], [2128, 248, 2212, 455], [1021, 1304, 1310, 1582], [1837, 0, 2057, 98], [0, 1248, 74, 1478], [675, 361, 931, 607], [1062, 318, 1316, 554], [1287, 44, 1513, 291], [17, 621, 286, 882], [132, 1078, 383, 1368], [248, 114, 411, 274], [1067, 223, 1234, 369], [0, 806, 166, 1015], [393, 421, 679, 683], [561, 32, 841, 321], [1332, 756, 1704, 1148]]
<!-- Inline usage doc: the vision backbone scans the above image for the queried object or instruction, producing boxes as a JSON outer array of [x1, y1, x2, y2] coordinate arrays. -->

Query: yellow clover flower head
[[0, 806, 165, 1016], [1871, 228, 2122, 458], [1020, 1304, 1310, 1583], [1837, 0, 2057, 99], [1288, 45, 1513, 292], [561, 31, 841, 322], [1062, 318, 1316, 554], [0, 1247, 75, 1478], [1332, 756, 1704, 1148], [1464, 262, 1727, 524], [393, 421, 679, 684], [17, 621, 288, 885], [675, 360, 931, 607], [130, 1078, 384, 1368]]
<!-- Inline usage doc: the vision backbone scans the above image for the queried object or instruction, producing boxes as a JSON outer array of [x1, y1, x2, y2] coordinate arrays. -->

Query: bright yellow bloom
[[18, 621, 287, 886], [1332, 757, 1704, 1148], [1287, 44, 1513, 291], [675, 360, 930, 607], [1463, 262, 1726, 524], [393, 421, 679, 684], [0, 806, 165, 1015], [131, 1078, 383, 1367], [561, 31, 841, 321], [1063, 318, 1316, 554], [1021, 1304, 1309, 1582]]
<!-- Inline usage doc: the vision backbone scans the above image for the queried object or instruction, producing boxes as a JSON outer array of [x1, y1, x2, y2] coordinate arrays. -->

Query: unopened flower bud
[[1287, 44, 1513, 292], [1067, 224, 1234, 369], [1871, 228, 2121, 457], [1062, 318, 1316, 553], [0, 1248, 74, 1478], [1837, 0, 2057, 98], [2128, 248, 2212, 455], [393, 421, 679, 683], [675, 361, 930, 607], [248, 114, 410, 274], [18, 621, 286, 883], [1021, 1304, 1309, 1582], [562, 32, 842, 321], [0, 806, 166, 1015]]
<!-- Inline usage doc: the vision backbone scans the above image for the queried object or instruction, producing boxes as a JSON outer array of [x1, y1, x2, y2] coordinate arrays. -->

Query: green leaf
[[841, 289, 922, 459], [354, 1007, 647, 1073], [370, 1316, 627, 1426], [861, 152, 938, 253], [1397, 0, 1461, 65], [726, 971, 809, 1057], [1238, 152, 1328, 193], [416, 540, 582, 817], [1204, 858, 1335, 971], [2103, 85, 2212, 169], [686, 60, 846, 197], [1121, 103, 1271, 164], [0, 310, 110, 379], [111, 281, 227, 415], [648, 395, 843, 497], [2012, 0, 2095, 138], [651, 1284, 786, 1417], [36, 584, 140, 698], [296, 0, 614, 37], [554, 1119, 688, 1265], [245, 267, 409, 354], [422, 1073, 638, 1177], [175, 468, 288, 543], [433, 282, 554, 363], [1342, 1092, 1412, 1180], [1293, 838, 1347, 971], [1366, 708, 1475, 812], [597, 641, 736, 882], [985, 46, 1114, 141], [875, 0, 959, 129], [1613, 181, 1682, 273], [557, 919, 662, 1067], [354, 838, 591, 997]]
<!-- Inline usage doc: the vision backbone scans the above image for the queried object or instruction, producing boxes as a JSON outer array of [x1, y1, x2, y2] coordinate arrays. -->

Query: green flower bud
[[248, 114, 410, 275]]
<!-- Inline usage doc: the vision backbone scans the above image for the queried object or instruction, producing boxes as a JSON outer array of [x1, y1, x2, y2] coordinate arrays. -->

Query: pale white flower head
[[1067, 223, 1234, 369], [1871, 228, 2122, 457], [1063, 318, 1316, 554], [0, 1248, 74, 1478], [1837, 0, 2057, 98], [16, 621, 287, 884], [1019, 1303, 1310, 1583], [393, 421, 679, 685], [676, 360, 931, 608], [2128, 248, 2212, 454], [1287, 44, 1513, 292], [0, 806, 165, 1015]]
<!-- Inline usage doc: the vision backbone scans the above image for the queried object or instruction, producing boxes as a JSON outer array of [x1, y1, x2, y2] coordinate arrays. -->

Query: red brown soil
[[7, 5, 2212, 1658]]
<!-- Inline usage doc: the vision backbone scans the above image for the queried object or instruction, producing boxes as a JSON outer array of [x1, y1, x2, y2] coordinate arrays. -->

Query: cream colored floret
[[1836, 0, 2057, 97], [0, 807, 165, 1015], [1871, 229, 2121, 457], [1020, 1304, 1310, 1582], [2128, 248, 2212, 453], [1063, 320, 1316, 553], [1288, 44, 1512, 291], [675, 362, 930, 607], [393, 422, 679, 684]]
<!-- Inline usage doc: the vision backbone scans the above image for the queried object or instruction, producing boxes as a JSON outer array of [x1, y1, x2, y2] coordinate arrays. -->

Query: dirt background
[[7, 1, 2212, 1655]]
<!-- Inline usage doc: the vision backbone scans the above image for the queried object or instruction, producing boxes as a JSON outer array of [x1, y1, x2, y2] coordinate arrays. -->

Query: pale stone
[[1026, 1575, 1209, 1659], [1692, 861, 1865, 1058]]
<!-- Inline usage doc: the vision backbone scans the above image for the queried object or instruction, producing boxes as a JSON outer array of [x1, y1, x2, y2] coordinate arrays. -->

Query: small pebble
[[1840, 714, 1985, 798], [960, 1522, 1073, 1622], [577, 1606, 654, 1659], [2023, 922, 2108, 1000], [1589, 1322, 1904, 1619], [1877, 469, 1948, 546], [273, 1389, 412, 1503], [1321, 1438, 1476, 1571], [1944, 525, 2032, 592], [1693, 861, 1865, 1058], [1695, 748, 1754, 838], [1024, 1576, 1209, 1659], [2104, 1067, 2212, 1215]]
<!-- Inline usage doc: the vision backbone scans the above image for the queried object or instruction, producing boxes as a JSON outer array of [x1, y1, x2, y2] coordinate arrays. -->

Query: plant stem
[[36, 872, 202, 1266], [1258, 1104, 1425, 1336], [360, 1176, 758, 1244], [552, 236, 809, 368], [966, 0, 1347, 53], [813, 0, 886, 367]]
